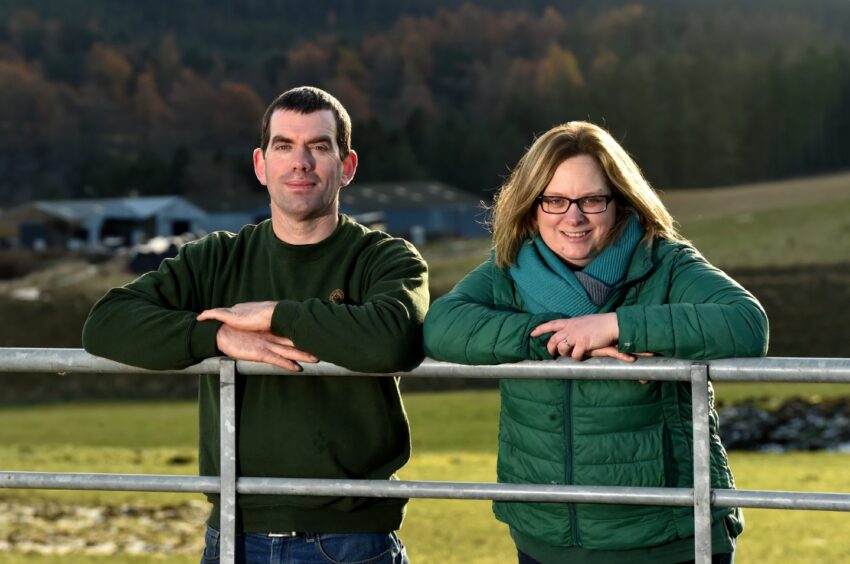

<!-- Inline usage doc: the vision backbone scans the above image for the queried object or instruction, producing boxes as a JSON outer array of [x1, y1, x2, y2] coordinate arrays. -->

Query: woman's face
[[534, 154, 617, 268]]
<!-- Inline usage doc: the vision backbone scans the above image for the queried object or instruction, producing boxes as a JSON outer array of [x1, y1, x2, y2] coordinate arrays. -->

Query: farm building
[[0, 196, 207, 250], [0, 183, 489, 250], [339, 181, 488, 243]]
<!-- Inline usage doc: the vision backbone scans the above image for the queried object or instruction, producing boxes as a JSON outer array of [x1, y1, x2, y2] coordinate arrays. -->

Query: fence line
[[5, 347, 850, 380], [3, 348, 850, 563]]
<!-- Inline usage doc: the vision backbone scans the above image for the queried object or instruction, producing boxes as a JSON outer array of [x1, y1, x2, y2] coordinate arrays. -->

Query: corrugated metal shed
[[340, 182, 488, 241], [340, 181, 481, 210], [3, 196, 208, 249], [31, 196, 207, 223]]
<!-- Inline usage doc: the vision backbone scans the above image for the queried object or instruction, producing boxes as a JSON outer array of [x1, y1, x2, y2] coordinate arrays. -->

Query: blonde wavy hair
[[491, 121, 686, 269]]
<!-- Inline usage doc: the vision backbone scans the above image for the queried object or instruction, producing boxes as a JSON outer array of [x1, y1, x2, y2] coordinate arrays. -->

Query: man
[[82, 86, 428, 563]]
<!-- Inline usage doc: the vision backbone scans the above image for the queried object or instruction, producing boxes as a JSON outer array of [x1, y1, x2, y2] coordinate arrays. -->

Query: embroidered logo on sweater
[[329, 289, 345, 304]]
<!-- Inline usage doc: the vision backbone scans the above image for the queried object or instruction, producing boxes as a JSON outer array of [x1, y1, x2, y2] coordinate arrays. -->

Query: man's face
[[253, 109, 357, 224]]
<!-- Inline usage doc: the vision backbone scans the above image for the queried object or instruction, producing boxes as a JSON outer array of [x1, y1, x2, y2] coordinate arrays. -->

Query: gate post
[[691, 363, 712, 564], [219, 358, 237, 564]]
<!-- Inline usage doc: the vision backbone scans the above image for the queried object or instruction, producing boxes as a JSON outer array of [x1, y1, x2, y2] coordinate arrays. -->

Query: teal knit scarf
[[509, 214, 644, 315]]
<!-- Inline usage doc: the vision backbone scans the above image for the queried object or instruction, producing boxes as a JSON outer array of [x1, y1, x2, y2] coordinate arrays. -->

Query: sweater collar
[[264, 214, 353, 262]]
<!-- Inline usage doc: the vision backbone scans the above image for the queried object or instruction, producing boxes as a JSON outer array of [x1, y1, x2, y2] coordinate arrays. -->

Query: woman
[[423, 121, 768, 563]]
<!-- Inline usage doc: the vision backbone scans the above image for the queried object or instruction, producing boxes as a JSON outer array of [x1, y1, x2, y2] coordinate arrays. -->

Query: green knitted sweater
[[83, 216, 429, 533]]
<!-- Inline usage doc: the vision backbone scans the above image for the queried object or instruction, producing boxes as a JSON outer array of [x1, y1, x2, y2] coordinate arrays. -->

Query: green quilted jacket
[[423, 239, 768, 551]]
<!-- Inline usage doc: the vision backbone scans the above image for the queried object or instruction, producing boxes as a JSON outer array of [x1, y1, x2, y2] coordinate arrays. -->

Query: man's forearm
[[83, 288, 221, 370]]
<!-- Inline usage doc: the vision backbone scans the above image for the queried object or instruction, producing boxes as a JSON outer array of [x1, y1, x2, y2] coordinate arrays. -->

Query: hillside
[[666, 171, 850, 268], [662, 172, 850, 222]]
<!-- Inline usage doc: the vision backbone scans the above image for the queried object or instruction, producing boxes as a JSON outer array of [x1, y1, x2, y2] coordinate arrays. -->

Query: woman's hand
[[531, 313, 634, 362]]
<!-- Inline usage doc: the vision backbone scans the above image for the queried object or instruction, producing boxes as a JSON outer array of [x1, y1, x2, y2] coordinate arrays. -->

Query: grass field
[[3, 391, 850, 563], [681, 197, 850, 269], [660, 172, 850, 223]]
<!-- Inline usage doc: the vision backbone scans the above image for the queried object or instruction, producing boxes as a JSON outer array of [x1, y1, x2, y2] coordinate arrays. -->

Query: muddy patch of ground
[[0, 499, 206, 556]]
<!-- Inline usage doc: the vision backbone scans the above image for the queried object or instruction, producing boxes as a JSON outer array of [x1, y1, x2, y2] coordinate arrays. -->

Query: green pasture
[[3, 391, 850, 563], [681, 198, 850, 269]]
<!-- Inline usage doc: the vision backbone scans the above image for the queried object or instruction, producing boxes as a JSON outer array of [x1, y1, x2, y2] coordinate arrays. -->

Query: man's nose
[[290, 146, 314, 171]]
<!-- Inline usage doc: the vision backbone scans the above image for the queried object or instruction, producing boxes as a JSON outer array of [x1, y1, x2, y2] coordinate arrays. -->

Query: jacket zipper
[[561, 252, 651, 546], [565, 379, 581, 546]]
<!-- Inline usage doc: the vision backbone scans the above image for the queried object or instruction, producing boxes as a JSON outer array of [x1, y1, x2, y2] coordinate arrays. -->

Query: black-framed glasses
[[535, 194, 614, 215]]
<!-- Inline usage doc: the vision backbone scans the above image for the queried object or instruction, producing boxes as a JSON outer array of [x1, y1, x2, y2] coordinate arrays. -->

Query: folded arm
[[82, 237, 226, 370], [424, 259, 560, 365], [270, 240, 429, 373], [616, 246, 769, 360], [84, 236, 429, 374]]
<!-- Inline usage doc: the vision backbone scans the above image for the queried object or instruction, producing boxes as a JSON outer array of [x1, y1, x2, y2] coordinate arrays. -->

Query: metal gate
[[2, 348, 850, 563]]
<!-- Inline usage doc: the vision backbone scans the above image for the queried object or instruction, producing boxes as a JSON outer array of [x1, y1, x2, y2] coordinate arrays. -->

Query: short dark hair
[[259, 86, 352, 158]]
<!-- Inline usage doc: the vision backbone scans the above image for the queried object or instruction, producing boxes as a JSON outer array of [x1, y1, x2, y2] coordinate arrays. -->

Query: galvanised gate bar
[[2, 348, 850, 564]]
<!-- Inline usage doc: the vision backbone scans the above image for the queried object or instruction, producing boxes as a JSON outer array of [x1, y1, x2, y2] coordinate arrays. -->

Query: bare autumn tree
[[133, 69, 170, 144], [284, 40, 333, 90], [212, 81, 266, 144], [157, 33, 182, 93], [168, 69, 219, 149], [85, 43, 133, 101], [7, 9, 43, 59], [327, 76, 373, 123], [0, 59, 66, 203], [0, 60, 62, 145]]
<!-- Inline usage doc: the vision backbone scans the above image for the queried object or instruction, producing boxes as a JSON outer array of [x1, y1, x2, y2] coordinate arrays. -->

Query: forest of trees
[[1, 0, 849, 208]]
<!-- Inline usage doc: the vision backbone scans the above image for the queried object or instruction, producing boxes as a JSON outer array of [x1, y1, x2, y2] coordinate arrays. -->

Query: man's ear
[[340, 150, 358, 187], [253, 148, 267, 186]]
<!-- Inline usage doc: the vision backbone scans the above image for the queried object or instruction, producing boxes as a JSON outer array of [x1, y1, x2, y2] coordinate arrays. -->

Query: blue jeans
[[201, 526, 409, 564]]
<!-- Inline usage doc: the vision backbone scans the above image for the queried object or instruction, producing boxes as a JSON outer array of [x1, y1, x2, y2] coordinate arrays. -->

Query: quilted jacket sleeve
[[616, 245, 769, 359], [424, 258, 560, 364]]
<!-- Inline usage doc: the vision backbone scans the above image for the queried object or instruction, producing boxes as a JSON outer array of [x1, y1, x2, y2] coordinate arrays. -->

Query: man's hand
[[586, 345, 636, 363], [215, 324, 318, 372], [198, 301, 277, 332]]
